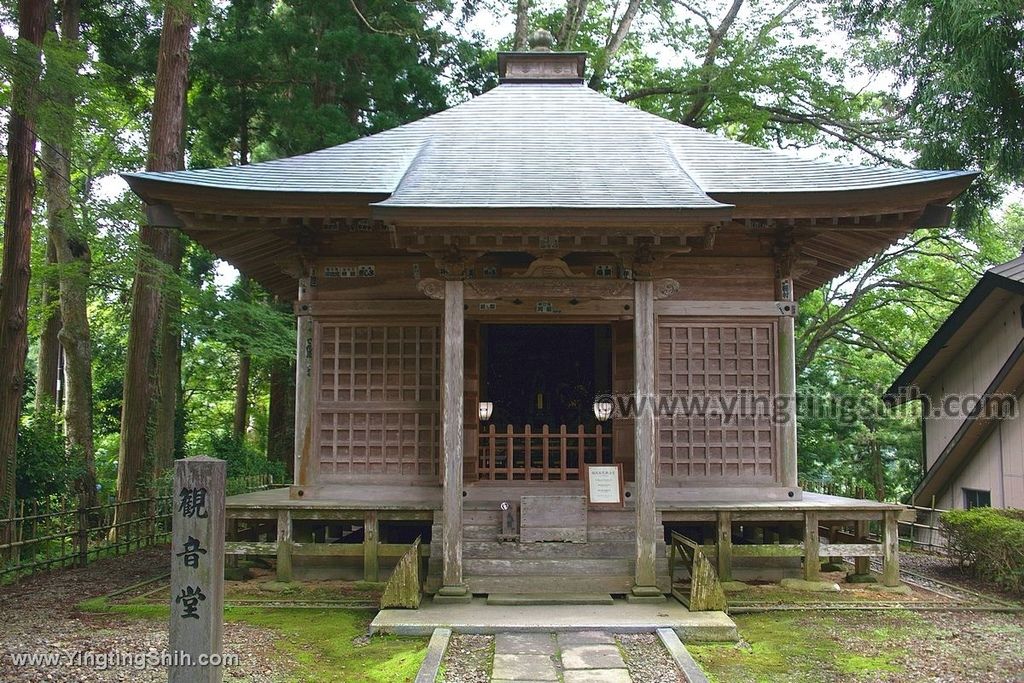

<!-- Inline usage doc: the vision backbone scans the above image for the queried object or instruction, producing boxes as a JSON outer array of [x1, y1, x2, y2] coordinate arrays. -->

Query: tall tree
[[39, 0, 98, 504], [519, 0, 905, 160], [152, 233, 183, 476], [837, 0, 1024, 216], [114, 0, 194, 514], [514, 0, 532, 49], [232, 276, 251, 441], [0, 0, 49, 538], [34, 239, 61, 418], [267, 354, 295, 480]]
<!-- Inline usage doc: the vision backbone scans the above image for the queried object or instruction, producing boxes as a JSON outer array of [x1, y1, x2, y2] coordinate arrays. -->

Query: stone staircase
[[425, 506, 670, 596]]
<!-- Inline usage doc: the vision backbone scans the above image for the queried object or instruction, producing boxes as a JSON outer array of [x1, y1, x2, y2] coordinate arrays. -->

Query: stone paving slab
[[495, 632, 556, 656], [560, 643, 627, 670], [657, 627, 709, 683], [556, 630, 616, 647], [414, 627, 451, 683], [491, 653, 558, 681], [563, 669, 632, 683], [371, 598, 738, 641]]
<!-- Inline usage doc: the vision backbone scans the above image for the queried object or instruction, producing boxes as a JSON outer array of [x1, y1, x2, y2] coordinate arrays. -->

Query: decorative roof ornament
[[529, 29, 555, 52], [497, 35, 586, 83]]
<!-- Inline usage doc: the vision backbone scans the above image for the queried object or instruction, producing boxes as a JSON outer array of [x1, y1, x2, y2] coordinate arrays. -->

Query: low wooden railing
[[1, 474, 274, 583], [669, 531, 727, 611], [477, 424, 612, 481]]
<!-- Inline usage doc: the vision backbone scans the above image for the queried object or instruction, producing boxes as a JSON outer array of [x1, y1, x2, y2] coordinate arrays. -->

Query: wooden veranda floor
[[225, 486, 906, 517], [224, 486, 909, 591]]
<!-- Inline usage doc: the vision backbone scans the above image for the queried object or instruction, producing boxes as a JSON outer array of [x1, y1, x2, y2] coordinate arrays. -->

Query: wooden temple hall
[[125, 42, 975, 603]]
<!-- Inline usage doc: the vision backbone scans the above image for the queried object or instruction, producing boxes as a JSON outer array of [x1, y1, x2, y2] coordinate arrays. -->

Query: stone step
[[467, 574, 637, 595], [462, 524, 645, 542], [462, 540, 666, 560], [465, 557, 636, 576], [485, 593, 615, 606]]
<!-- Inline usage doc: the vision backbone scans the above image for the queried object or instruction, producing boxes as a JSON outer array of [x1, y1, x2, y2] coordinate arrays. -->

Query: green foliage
[[797, 231, 977, 500], [16, 408, 81, 499], [204, 432, 286, 482], [5, 0, 1023, 517], [836, 0, 1024, 220], [189, 0, 490, 164], [941, 507, 1024, 593], [529, 0, 907, 160]]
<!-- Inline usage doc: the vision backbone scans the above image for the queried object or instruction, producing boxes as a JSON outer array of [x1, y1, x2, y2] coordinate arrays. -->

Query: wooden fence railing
[[886, 504, 948, 554], [800, 479, 948, 554], [478, 424, 613, 481], [0, 474, 274, 582]]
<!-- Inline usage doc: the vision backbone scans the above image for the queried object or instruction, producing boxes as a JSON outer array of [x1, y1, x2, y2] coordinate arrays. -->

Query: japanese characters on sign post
[[169, 457, 226, 683]]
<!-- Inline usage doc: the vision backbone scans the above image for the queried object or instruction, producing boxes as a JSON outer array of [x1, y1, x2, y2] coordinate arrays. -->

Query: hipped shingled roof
[[123, 49, 977, 297], [125, 82, 972, 209]]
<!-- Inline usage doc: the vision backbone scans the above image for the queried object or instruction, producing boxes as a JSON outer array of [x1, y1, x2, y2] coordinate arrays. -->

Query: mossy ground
[[80, 595, 428, 682], [688, 610, 936, 682]]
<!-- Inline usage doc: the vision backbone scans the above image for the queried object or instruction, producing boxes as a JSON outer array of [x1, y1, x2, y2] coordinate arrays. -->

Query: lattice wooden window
[[657, 319, 777, 481], [317, 323, 440, 478]]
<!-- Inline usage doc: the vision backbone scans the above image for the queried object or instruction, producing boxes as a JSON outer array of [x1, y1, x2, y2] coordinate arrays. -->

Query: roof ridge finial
[[529, 29, 555, 52]]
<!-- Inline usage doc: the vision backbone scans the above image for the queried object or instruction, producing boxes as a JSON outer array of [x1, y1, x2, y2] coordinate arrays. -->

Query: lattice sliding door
[[657, 318, 778, 482], [316, 322, 440, 480]]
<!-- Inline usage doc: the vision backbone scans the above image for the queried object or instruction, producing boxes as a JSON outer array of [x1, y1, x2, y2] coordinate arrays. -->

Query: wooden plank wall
[[662, 257, 775, 301]]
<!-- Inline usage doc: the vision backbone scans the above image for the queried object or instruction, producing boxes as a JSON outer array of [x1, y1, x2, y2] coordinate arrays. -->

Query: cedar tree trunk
[[114, 0, 193, 522], [0, 0, 48, 543]]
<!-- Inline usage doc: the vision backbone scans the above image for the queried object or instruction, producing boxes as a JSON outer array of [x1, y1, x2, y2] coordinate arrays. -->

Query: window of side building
[[963, 488, 992, 509]]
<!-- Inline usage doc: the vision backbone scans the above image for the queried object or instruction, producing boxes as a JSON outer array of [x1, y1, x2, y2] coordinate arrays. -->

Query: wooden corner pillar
[[436, 278, 471, 602], [778, 302, 798, 488], [292, 274, 316, 492], [803, 511, 820, 581], [630, 277, 664, 602], [775, 245, 805, 490], [882, 510, 901, 587]]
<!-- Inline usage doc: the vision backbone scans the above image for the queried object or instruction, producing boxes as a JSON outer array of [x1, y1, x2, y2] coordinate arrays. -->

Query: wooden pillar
[[854, 519, 870, 576], [882, 511, 900, 587], [777, 282, 799, 488], [293, 277, 316, 490], [363, 510, 379, 582], [630, 279, 662, 601], [716, 511, 732, 582], [169, 457, 225, 683], [276, 509, 292, 582], [437, 279, 470, 602], [803, 511, 820, 581]]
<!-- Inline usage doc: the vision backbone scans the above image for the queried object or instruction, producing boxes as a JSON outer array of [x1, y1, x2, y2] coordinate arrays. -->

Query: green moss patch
[[688, 611, 918, 682], [78, 595, 427, 681]]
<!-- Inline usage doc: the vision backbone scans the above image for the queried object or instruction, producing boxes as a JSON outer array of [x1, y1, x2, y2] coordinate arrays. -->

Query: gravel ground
[[817, 610, 1024, 683], [439, 634, 491, 683], [0, 547, 293, 682], [617, 633, 684, 683], [895, 551, 1023, 604], [892, 612, 1024, 683]]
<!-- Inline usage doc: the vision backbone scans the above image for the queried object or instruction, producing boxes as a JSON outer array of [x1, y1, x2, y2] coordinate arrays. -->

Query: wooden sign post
[[169, 456, 226, 683]]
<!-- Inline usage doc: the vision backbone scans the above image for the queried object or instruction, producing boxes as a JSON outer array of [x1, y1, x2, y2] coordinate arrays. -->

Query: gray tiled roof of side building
[[990, 254, 1024, 283]]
